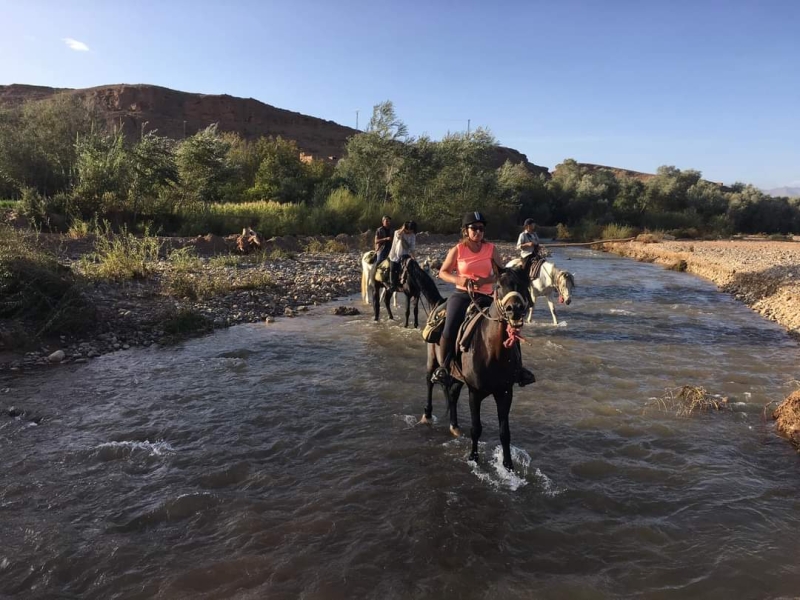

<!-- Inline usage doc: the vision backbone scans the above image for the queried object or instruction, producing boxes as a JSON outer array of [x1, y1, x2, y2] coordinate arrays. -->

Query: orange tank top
[[456, 241, 495, 295]]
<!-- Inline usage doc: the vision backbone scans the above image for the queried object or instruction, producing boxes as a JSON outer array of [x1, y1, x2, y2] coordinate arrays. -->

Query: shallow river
[[2, 248, 800, 599]]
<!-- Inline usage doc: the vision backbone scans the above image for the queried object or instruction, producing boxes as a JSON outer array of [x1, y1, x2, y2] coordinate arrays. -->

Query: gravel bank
[[605, 239, 800, 340], [0, 234, 458, 373]]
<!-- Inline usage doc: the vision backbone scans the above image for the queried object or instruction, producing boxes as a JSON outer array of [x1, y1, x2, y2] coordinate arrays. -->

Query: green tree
[[0, 94, 96, 196], [336, 100, 408, 205], [72, 129, 129, 216], [250, 136, 309, 202], [175, 124, 234, 207], [128, 131, 179, 220], [496, 160, 551, 224]]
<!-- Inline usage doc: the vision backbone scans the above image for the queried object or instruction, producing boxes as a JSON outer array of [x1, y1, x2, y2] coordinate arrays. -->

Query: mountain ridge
[[0, 83, 549, 175]]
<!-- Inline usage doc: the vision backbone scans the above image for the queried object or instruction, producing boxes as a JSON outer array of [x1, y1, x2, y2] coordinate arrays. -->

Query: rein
[[465, 281, 529, 347]]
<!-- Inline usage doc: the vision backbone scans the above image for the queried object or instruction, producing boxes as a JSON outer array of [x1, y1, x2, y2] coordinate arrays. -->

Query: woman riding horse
[[431, 211, 535, 387]]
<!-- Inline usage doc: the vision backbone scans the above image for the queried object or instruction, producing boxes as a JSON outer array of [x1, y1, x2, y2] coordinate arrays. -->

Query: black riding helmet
[[462, 211, 487, 227]]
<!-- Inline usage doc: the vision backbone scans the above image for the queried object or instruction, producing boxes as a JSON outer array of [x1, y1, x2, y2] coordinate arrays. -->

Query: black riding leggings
[[442, 290, 492, 342]]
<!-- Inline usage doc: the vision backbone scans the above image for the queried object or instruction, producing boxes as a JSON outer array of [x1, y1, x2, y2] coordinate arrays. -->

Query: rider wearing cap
[[517, 218, 541, 259], [431, 211, 535, 386], [374, 215, 393, 265]]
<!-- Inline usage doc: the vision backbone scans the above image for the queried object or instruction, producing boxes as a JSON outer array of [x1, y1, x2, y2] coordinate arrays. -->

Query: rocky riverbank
[[0, 232, 458, 373], [604, 239, 800, 340]]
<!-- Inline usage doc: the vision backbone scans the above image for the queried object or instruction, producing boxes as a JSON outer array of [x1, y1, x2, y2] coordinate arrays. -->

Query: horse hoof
[[420, 414, 432, 424], [449, 425, 461, 438], [503, 461, 514, 472], [468, 452, 478, 463]]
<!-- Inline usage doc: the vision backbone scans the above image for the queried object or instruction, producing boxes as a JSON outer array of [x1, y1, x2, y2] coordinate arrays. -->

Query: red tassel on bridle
[[504, 324, 526, 348]]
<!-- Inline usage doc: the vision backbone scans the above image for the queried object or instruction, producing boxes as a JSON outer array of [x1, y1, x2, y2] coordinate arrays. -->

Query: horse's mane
[[406, 259, 445, 306]]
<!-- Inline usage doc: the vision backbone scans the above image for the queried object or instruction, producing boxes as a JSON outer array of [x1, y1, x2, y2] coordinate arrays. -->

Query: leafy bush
[[555, 223, 572, 240], [601, 223, 636, 240], [0, 225, 95, 336], [19, 187, 46, 225], [666, 228, 701, 240], [67, 216, 93, 239]]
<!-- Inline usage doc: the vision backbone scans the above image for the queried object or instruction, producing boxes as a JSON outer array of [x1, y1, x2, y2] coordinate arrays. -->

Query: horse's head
[[495, 266, 531, 328], [556, 270, 575, 305]]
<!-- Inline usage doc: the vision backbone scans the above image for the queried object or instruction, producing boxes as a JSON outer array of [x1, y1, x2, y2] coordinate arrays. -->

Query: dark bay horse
[[424, 265, 532, 470], [372, 258, 443, 328]]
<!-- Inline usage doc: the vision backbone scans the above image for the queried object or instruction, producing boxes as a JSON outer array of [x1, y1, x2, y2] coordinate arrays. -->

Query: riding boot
[[514, 344, 536, 387], [431, 336, 455, 385]]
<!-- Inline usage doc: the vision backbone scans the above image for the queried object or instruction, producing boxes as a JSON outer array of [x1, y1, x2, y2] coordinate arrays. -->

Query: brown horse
[[423, 265, 532, 470]]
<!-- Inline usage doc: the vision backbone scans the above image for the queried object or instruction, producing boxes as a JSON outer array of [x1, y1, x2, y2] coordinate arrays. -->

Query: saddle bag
[[422, 303, 447, 344]]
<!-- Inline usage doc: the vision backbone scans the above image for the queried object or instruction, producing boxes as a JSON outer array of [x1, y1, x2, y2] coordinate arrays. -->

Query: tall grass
[[81, 222, 162, 280], [175, 192, 386, 237]]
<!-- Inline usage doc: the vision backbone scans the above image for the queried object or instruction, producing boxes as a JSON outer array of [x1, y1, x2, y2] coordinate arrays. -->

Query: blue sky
[[1, 0, 798, 189]]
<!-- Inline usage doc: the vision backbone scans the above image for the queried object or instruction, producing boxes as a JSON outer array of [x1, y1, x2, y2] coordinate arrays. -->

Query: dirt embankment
[[605, 239, 800, 340]]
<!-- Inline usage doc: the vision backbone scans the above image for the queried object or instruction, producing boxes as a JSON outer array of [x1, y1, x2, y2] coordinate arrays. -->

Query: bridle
[[465, 277, 529, 347], [555, 271, 574, 304]]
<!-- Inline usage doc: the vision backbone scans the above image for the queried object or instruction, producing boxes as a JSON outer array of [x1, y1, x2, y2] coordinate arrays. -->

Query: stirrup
[[431, 366, 452, 385], [516, 367, 536, 387]]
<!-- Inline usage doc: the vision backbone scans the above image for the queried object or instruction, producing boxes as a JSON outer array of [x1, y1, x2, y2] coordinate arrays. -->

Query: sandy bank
[[605, 239, 800, 340]]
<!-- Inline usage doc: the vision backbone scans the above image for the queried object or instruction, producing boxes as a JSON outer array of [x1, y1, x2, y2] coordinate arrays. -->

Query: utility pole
[[183, 120, 187, 139], [467, 119, 471, 136], [356, 110, 359, 131]]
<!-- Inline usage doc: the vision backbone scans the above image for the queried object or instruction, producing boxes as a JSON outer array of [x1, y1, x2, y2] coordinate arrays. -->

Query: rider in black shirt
[[374, 215, 392, 264]]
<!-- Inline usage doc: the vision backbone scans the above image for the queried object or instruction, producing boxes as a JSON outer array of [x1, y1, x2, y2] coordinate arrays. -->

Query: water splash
[[95, 440, 175, 459]]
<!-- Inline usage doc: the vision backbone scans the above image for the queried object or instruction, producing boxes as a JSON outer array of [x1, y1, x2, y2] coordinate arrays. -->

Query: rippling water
[[2, 248, 800, 599]]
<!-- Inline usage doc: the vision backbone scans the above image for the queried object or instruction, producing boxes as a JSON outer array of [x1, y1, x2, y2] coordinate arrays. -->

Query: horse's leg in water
[[448, 381, 463, 436], [384, 287, 394, 320], [370, 261, 383, 321], [495, 387, 514, 471], [546, 292, 559, 325], [468, 388, 486, 462], [423, 345, 436, 423], [526, 285, 537, 323], [404, 292, 411, 328], [412, 294, 420, 328], [372, 285, 381, 321]]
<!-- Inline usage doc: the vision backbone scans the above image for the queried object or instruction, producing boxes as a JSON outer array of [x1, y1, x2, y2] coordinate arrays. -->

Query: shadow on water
[[2, 249, 800, 599]]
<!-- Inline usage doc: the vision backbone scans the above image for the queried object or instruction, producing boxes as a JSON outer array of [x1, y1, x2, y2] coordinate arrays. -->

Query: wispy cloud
[[62, 38, 89, 52]]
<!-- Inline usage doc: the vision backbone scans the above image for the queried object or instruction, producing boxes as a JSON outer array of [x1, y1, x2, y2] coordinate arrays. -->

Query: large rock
[[773, 390, 800, 448]]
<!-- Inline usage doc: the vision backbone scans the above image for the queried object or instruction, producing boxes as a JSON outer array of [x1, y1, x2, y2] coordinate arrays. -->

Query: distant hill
[[570, 162, 730, 190], [0, 83, 548, 175], [764, 187, 800, 198]]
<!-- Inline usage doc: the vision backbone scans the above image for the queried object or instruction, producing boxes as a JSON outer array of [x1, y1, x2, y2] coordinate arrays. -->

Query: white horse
[[507, 258, 575, 325], [361, 250, 377, 304]]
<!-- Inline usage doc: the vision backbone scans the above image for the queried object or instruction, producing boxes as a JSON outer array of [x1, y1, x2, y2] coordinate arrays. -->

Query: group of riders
[[372, 212, 539, 388]]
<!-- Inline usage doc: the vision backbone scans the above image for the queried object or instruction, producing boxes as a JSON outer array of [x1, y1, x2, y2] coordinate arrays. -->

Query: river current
[[2, 247, 799, 599]]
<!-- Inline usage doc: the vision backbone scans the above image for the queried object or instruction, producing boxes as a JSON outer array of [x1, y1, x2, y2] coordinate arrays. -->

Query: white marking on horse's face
[[558, 273, 574, 305]]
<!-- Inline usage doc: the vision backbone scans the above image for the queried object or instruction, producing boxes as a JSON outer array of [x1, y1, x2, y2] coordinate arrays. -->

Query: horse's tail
[[361, 266, 367, 300]]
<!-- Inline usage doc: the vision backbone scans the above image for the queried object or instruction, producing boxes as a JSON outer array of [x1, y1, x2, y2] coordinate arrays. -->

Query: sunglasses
[[468, 225, 485, 232]]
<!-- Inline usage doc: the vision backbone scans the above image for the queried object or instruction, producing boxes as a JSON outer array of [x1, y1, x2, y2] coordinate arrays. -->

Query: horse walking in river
[[372, 256, 443, 328], [508, 257, 575, 325], [423, 265, 532, 470]]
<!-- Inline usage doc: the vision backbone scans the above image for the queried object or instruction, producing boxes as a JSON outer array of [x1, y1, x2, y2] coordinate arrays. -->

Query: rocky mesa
[[0, 83, 549, 173]]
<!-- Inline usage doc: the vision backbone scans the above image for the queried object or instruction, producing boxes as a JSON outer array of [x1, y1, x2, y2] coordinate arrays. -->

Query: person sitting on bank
[[431, 211, 535, 387], [517, 218, 541, 259], [387, 220, 417, 289]]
